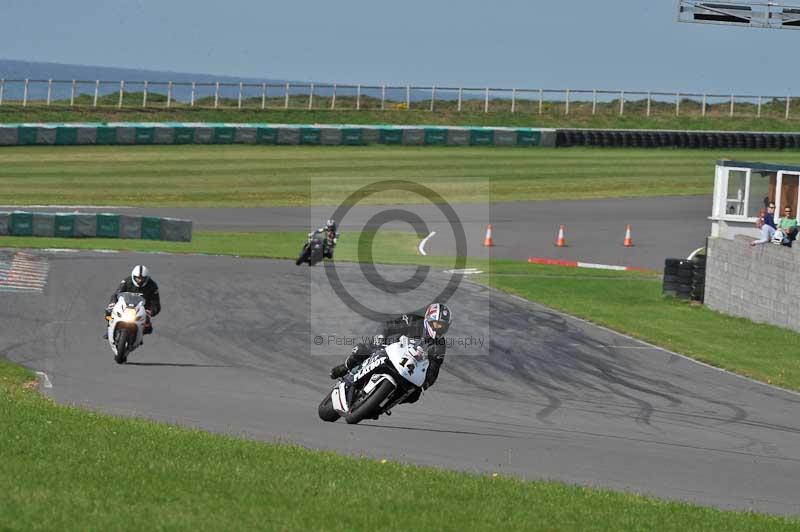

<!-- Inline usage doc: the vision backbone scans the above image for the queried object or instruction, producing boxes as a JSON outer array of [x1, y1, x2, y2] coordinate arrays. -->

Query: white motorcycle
[[105, 292, 147, 364], [318, 336, 429, 424]]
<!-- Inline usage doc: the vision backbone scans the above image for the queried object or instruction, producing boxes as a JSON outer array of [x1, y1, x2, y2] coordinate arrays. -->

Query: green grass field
[[2, 359, 797, 531], [5, 145, 800, 207], [4, 105, 800, 132]]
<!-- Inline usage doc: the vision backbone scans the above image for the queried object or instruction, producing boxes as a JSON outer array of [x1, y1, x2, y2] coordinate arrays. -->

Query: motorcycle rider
[[103, 265, 161, 339], [329, 302, 452, 403], [308, 219, 339, 259]]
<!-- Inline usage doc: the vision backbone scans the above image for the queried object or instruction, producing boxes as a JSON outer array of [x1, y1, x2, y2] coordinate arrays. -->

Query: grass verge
[[4, 105, 800, 132], [1, 359, 797, 531], [6, 145, 800, 207]]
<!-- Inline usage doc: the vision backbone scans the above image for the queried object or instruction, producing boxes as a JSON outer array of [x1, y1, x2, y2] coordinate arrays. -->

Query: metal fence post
[[406, 85, 410, 110], [484, 87, 489, 113], [757, 95, 762, 118], [331, 83, 337, 109], [646, 92, 651, 117], [309, 83, 314, 110], [23, 78, 29, 107], [261, 83, 266, 110], [430, 86, 436, 112], [730, 94, 734, 117], [619, 90, 624, 116], [190, 82, 196, 107], [702, 94, 707, 116], [539, 88, 543, 114], [457, 87, 462, 112], [93, 80, 99, 107], [511, 88, 516, 113], [676, 92, 680, 116], [0, 79, 4, 106], [565, 89, 570, 115], [381, 84, 385, 110], [70, 80, 75, 106], [238, 82, 243, 109], [143, 80, 148, 108], [787, 96, 791, 119], [118, 80, 125, 108], [167, 81, 173, 108], [592, 89, 597, 115], [284, 83, 290, 109], [215, 81, 220, 109], [357, 84, 361, 110], [46, 79, 52, 106]]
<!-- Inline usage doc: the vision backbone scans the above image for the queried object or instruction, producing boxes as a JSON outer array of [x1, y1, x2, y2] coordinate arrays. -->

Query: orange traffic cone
[[483, 224, 494, 247], [623, 224, 633, 247], [555, 224, 566, 247]]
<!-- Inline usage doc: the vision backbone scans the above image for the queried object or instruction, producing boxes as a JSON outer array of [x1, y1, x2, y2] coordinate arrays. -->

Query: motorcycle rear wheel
[[345, 380, 395, 425]]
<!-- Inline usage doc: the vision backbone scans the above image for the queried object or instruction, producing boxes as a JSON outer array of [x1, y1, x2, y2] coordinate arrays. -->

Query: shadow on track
[[125, 362, 232, 368]]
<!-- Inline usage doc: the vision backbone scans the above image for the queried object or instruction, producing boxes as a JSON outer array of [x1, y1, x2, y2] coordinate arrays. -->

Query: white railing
[[0, 78, 794, 119]]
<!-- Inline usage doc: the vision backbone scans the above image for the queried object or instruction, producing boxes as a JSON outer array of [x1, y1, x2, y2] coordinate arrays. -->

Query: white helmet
[[131, 265, 150, 287]]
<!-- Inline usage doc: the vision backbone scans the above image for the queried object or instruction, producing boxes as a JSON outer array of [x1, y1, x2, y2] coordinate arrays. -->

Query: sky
[[2, 0, 799, 94]]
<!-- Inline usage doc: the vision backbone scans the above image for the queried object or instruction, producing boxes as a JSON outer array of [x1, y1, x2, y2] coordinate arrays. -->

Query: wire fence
[[0, 78, 796, 119]]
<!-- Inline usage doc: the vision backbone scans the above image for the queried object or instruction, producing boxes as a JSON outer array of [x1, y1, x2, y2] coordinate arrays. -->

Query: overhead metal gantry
[[677, 0, 800, 29]]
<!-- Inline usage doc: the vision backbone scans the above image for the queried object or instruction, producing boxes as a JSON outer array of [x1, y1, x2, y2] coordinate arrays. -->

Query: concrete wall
[[705, 235, 800, 333]]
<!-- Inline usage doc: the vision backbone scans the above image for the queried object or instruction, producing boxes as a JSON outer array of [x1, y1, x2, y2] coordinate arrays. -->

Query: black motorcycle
[[296, 232, 326, 266]]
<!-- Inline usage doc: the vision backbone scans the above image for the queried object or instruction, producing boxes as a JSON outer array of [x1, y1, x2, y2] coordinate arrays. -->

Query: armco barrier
[[0, 123, 557, 148], [0, 211, 192, 242]]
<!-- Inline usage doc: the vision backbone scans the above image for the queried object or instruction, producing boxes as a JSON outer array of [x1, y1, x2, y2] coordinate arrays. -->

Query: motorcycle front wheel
[[114, 328, 129, 364], [345, 380, 395, 425], [318, 392, 341, 422]]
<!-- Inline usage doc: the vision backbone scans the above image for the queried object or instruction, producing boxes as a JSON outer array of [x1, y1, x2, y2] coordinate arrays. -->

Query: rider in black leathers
[[104, 265, 161, 338], [330, 303, 452, 403]]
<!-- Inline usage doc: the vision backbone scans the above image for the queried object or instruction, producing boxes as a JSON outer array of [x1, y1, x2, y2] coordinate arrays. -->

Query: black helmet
[[424, 303, 451, 339], [325, 219, 337, 232]]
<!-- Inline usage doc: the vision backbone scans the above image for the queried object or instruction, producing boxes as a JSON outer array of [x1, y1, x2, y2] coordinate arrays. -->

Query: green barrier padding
[[18, 127, 39, 145], [470, 129, 494, 146], [54, 214, 75, 238], [424, 128, 448, 145], [32, 213, 55, 236], [134, 127, 155, 144], [96, 213, 121, 238], [379, 129, 403, 144], [517, 130, 542, 146], [174, 127, 195, 144], [0, 212, 9, 235], [213, 127, 236, 144], [55, 127, 79, 145], [256, 128, 278, 144], [341, 128, 364, 146], [141, 217, 162, 240], [299, 127, 321, 145], [10, 212, 33, 236], [96, 127, 118, 145]]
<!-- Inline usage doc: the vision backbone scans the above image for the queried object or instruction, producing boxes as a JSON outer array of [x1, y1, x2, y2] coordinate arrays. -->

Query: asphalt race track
[[3, 249, 800, 516], [26, 195, 711, 270]]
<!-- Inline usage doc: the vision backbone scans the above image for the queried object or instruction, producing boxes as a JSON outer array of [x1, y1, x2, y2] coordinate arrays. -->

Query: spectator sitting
[[751, 216, 776, 246], [779, 205, 798, 245], [764, 202, 777, 229]]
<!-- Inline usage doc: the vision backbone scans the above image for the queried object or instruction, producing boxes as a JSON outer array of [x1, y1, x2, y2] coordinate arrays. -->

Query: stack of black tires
[[662, 255, 706, 302]]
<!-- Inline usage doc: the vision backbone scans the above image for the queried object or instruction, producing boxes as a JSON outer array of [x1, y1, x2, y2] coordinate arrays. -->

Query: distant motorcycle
[[105, 292, 147, 364], [296, 232, 326, 266], [318, 336, 429, 424]]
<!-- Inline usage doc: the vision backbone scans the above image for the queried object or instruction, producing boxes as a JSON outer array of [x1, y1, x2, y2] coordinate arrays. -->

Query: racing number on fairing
[[399, 357, 415, 375]]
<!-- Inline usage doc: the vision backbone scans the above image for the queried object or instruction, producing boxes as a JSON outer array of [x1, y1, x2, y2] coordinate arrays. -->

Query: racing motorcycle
[[105, 292, 147, 364], [296, 232, 326, 266], [318, 336, 429, 424]]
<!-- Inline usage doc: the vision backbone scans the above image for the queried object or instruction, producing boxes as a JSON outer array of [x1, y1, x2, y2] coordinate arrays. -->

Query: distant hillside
[[0, 58, 287, 84]]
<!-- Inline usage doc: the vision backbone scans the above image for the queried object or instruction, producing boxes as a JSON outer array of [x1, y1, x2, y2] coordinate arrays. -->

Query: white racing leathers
[[318, 336, 429, 425]]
